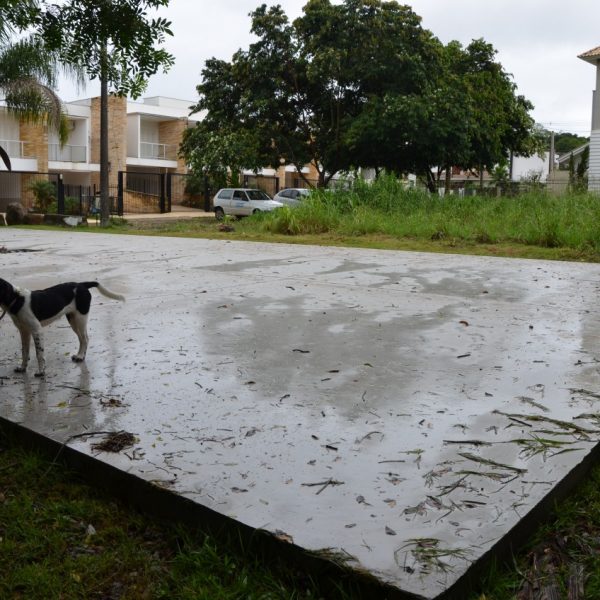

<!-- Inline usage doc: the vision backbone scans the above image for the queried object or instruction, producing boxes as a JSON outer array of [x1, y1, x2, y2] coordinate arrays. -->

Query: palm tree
[[0, 3, 73, 170]]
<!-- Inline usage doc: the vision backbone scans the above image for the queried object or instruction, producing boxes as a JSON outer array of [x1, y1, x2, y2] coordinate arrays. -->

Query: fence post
[[159, 173, 166, 213], [166, 173, 172, 212], [57, 174, 65, 214], [117, 171, 124, 216]]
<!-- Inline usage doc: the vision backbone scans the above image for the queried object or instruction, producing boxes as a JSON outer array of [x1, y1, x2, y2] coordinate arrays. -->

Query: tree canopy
[[554, 131, 589, 155], [183, 0, 539, 189], [42, 0, 174, 99], [0, 0, 72, 170]]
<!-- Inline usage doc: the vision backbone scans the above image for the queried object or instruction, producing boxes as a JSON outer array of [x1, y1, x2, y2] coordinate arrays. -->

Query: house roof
[[579, 46, 600, 64], [557, 142, 589, 165]]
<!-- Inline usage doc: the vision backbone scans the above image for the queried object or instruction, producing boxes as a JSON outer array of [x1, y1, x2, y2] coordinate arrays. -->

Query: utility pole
[[549, 130, 555, 175]]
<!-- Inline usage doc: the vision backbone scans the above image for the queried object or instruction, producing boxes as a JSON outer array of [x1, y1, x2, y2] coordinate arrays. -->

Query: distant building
[[578, 46, 600, 190], [0, 95, 200, 211]]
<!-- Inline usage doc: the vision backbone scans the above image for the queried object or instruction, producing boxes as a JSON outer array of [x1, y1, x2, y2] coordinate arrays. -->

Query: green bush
[[29, 179, 56, 213], [47, 196, 81, 215]]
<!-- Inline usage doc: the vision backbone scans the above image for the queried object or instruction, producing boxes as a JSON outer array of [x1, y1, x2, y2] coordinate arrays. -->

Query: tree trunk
[[100, 45, 110, 227], [318, 169, 326, 189], [426, 169, 437, 194], [444, 164, 451, 195]]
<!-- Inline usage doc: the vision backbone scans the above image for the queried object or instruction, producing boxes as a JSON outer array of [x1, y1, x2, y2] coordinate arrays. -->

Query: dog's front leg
[[31, 329, 46, 377], [14, 328, 31, 373]]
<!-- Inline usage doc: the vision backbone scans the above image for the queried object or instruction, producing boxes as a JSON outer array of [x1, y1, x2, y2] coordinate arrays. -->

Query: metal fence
[[118, 171, 166, 214], [243, 174, 280, 197], [4, 171, 600, 219]]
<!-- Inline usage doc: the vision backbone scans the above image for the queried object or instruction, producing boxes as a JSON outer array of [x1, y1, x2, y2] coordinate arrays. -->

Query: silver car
[[272, 187, 311, 207], [213, 188, 283, 219]]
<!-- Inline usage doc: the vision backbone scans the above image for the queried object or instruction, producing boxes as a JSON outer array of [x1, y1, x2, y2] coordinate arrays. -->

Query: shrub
[[29, 179, 56, 213], [47, 196, 81, 215]]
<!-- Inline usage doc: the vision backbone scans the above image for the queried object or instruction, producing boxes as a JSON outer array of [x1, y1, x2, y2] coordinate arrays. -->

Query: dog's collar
[[0, 297, 17, 321]]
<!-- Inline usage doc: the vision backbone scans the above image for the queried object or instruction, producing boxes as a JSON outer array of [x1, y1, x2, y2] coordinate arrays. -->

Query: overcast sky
[[58, 0, 600, 136]]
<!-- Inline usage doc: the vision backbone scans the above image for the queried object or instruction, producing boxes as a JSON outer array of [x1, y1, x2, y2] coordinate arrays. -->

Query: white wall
[[511, 153, 549, 182]]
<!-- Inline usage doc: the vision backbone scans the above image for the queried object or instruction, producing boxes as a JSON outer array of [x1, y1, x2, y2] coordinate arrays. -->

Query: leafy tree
[[181, 123, 262, 190], [184, 0, 438, 188], [390, 39, 538, 192], [183, 1, 538, 194], [554, 132, 589, 155], [0, 1, 72, 170], [346, 38, 539, 193], [42, 0, 174, 225]]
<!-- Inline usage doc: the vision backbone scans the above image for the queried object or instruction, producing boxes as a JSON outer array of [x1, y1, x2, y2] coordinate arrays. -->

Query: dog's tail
[[84, 282, 125, 302]]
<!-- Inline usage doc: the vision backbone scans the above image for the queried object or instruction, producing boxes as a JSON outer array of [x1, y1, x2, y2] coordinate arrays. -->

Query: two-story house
[[0, 95, 199, 212]]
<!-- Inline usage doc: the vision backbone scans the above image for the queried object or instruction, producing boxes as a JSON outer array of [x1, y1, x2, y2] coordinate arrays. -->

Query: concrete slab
[[2, 229, 600, 599]]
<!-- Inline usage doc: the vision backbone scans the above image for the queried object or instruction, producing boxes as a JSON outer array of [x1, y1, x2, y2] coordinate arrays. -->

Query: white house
[[578, 46, 600, 190]]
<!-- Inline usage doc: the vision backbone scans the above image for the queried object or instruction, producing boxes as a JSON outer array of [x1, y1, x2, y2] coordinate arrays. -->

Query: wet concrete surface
[[2, 230, 600, 598]]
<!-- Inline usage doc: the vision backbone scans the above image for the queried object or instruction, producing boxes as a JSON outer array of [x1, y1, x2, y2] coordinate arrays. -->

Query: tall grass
[[260, 176, 600, 251]]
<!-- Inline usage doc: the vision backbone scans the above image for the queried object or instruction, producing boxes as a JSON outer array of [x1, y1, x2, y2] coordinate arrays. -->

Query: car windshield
[[246, 190, 271, 200]]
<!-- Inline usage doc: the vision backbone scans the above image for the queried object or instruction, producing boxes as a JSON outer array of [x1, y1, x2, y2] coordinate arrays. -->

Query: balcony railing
[[140, 141, 177, 161], [49, 144, 87, 163], [0, 139, 28, 158]]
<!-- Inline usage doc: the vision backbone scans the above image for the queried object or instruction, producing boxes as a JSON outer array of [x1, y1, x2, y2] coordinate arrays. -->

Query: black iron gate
[[117, 171, 167, 214]]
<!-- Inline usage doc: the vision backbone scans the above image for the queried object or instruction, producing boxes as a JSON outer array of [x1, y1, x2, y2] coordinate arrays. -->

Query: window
[[233, 190, 247, 200], [218, 189, 233, 199], [246, 190, 270, 200]]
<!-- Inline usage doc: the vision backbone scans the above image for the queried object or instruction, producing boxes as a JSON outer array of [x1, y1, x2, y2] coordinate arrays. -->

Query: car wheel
[[215, 207, 225, 220], [252, 209, 260, 215]]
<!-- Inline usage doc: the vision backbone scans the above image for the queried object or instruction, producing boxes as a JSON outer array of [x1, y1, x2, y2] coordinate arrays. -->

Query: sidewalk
[[125, 206, 213, 220], [1, 206, 214, 227]]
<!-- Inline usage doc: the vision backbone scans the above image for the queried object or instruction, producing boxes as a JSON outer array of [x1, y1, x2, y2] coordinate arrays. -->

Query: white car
[[213, 188, 283, 219], [272, 187, 311, 207]]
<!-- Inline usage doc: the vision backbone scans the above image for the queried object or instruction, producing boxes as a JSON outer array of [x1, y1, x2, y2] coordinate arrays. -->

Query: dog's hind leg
[[67, 312, 89, 362], [14, 327, 31, 373]]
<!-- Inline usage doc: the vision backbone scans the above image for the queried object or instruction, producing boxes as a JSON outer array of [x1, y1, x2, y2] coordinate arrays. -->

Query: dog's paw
[[14, 366, 26, 373], [71, 355, 84, 363], [34, 371, 45, 378]]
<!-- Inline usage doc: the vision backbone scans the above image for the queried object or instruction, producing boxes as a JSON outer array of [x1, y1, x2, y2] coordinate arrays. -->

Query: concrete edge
[[439, 439, 600, 599], [0, 416, 425, 600]]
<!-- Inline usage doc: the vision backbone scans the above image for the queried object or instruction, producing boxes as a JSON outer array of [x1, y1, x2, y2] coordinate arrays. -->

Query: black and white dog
[[0, 278, 125, 377]]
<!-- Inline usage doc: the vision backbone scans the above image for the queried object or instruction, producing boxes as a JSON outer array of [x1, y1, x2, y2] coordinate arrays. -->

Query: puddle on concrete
[[2, 230, 600, 599]]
